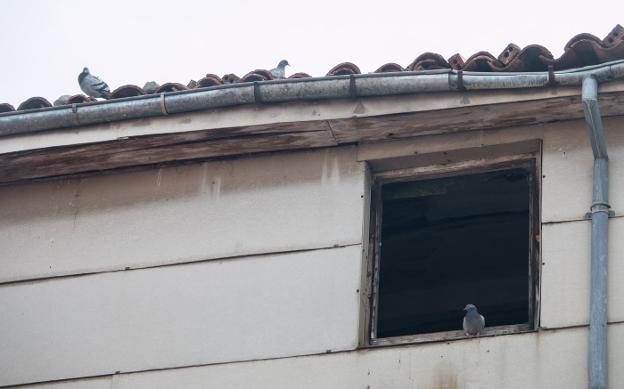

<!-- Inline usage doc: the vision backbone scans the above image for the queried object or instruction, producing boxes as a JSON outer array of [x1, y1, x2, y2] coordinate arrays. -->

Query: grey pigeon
[[78, 67, 111, 99], [270, 60, 290, 79], [143, 81, 160, 94], [53, 95, 72, 107], [462, 304, 485, 336]]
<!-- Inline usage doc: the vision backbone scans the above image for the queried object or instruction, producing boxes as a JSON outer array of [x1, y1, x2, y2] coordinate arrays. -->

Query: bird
[[270, 60, 290, 79], [78, 67, 111, 99], [463, 304, 485, 336]]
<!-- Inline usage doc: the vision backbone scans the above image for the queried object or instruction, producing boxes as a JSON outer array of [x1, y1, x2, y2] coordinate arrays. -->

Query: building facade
[[1, 27, 624, 388]]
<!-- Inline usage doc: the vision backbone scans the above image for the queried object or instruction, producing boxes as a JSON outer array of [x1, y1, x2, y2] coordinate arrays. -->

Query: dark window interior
[[376, 168, 531, 338]]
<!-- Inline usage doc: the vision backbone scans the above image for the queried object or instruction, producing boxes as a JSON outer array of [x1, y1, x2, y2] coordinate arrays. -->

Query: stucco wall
[[1, 117, 624, 388]]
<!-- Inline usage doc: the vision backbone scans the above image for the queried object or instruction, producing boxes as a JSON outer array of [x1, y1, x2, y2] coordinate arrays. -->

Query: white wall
[[0, 246, 362, 386], [8, 324, 624, 389], [3, 117, 624, 388], [0, 147, 364, 282]]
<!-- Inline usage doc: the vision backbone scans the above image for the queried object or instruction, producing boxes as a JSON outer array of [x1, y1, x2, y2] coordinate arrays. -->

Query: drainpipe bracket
[[584, 210, 615, 219]]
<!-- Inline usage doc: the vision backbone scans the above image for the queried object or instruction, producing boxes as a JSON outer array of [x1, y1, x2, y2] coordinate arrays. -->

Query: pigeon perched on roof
[[463, 304, 485, 336], [78, 67, 111, 99], [270, 60, 290, 79], [53, 95, 72, 107], [143, 81, 161, 94]]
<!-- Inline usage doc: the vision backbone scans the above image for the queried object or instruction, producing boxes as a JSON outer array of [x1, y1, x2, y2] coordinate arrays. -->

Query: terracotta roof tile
[[156, 83, 187, 93], [407, 53, 449, 71], [241, 70, 274, 82], [374, 63, 404, 73], [197, 74, 223, 87], [0, 103, 15, 113], [110, 85, 144, 99], [327, 62, 360, 76], [3, 25, 624, 111], [68, 94, 96, 104], [288, 72, 312, 79], [17, 97, 52, 111], [222, 74, 241, 84]]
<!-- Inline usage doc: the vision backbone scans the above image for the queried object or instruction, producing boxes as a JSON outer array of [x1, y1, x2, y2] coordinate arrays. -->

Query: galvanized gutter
[[582, 76, 611, 389], [2, 60, 624, 137]]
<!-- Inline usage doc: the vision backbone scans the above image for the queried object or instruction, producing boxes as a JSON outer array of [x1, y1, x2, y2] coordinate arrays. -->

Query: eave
[[2, 65, 624, 185]]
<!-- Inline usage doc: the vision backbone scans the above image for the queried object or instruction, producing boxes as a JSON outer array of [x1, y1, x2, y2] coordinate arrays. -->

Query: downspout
[[582, 76, 610, 389]]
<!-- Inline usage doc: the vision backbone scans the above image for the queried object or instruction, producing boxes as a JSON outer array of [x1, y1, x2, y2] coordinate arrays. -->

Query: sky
[[1, 0, 623, 107]]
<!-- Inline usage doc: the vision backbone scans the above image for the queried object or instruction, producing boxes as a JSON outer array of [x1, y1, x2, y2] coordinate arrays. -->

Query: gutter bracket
[[548, 65, 556, 87], [349, 75, 357, 98], [457, 70, 466, 92], [159, 93, 168, 116], [253, 82, 263, 104]]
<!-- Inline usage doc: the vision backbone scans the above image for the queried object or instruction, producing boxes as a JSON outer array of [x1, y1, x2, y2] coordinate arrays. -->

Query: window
[[365, 148, 540, 345]]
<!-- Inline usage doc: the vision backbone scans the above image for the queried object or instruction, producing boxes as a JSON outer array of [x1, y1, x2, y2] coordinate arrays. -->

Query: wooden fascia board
[[1, 84, 624, 184]]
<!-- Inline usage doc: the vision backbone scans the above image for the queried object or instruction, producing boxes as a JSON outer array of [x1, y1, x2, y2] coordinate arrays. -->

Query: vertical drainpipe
[[582, 76, 610, 389]]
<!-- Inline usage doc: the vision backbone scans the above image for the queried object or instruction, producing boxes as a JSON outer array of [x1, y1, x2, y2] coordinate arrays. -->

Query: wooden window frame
[[362, 151, 541, 347]]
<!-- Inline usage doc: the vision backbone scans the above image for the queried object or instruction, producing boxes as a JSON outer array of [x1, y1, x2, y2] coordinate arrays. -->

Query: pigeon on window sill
[[463, 304, 485, 336]]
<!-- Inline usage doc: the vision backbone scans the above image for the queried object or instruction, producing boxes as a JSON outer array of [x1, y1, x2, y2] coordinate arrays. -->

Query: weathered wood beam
[[329, 93, 624, 143], [1, 91, 624, 184], [0, 129, 336, 184]]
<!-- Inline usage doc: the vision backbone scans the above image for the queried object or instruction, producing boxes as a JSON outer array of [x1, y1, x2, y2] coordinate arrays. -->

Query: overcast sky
[[1, 0, 622, 106]]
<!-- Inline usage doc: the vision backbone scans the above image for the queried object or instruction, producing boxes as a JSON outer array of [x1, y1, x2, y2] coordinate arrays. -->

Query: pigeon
[[270, 60, 290, 79], [463, 304, 485, 336], [143, 81, 161, 94], [78, 67, 111, 99], [53, 95, 72, 107]]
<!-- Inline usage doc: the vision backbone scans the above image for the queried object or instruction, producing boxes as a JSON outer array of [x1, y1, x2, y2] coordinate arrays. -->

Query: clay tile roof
[[288, 72, 312, 79], [68, 94, 96, 104], [197, 74, 223, 87], [0, 103, 15, 113], [374, 63, 404, 73], [17, 97, 52, 111], [407, 53, 450, 71], [241, 70, 274, 82], [3, 24, 624, 112], [156, 83, 187, 93], [222, 74, 241, 84], [110, 85, 145, 99], [327, 62, 361, 76]]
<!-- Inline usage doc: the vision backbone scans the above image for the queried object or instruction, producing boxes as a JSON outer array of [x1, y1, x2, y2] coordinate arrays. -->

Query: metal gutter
[[2, 60, 624, 137], [582, 76, 611, 389]]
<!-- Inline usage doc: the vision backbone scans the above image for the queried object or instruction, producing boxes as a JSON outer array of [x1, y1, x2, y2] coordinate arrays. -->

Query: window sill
[[367, 323, 534, 347]]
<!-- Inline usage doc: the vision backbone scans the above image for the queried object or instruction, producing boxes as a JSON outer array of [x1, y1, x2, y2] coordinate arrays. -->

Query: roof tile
[[156, 83, 187, 93], [17, 97, 52, 111], [374, 63, 404, 73], [0, 103, 15, 113], [4, 25, 624, 111], [241, 70, 274, 82], [407, 52, 449, 71], [68, 94, 96, 104], [110, 85, 144, 99], [326, 62, 360, 76], [288, 72, 312, 79], [197, 74, 223, 87]]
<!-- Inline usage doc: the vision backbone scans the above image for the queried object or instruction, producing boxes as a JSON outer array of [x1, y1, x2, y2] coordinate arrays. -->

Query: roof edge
[[2, 60, 624, 137]]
